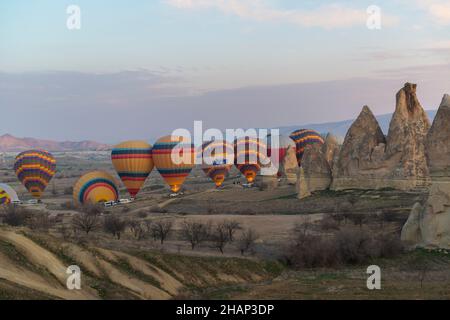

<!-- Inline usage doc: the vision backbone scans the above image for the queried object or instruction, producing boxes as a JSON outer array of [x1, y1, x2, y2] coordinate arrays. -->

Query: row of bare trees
[[69, 206, 258, 255], [179, 220, 258, 255]]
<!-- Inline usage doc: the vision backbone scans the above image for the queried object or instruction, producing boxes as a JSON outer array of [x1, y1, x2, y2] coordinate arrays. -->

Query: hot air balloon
[[201, 140, 234, 188], [234, 137, 268, 184], [265, 134, 296, 177], [14, 149, 56, 200], [111, 141, 154, 198], [289, 129, 324, 167], [0, 183, 19, 205], [152, 135, 195, 193], [73, 171, 119, 206]]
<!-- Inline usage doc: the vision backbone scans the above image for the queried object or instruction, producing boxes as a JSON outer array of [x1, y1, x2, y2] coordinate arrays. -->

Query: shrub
[[181, 220, 211, 250], [149, 206, 167, 214], [104, 215, 128, 239], [136, 210, 148, 218], [285, 226, 403, 269], [27, 212, 54, 231], [238, 228, 259, 256], [1, 206, 30, 227]]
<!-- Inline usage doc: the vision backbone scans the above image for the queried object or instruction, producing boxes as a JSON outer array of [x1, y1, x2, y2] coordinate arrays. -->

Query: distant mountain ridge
[[0, 134, 110, 152], [278, 110, 437, 140]]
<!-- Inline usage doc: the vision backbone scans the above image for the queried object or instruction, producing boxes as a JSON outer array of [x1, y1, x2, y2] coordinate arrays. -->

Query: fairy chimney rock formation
[[279, 142, 298, 185], [384, 83, 431, 188], [401, 94, 450, 249], [426, 94, 450, 178], [331, 105, 386, 189], [298, 133, 340, 196], [332, 83, 431, 190]]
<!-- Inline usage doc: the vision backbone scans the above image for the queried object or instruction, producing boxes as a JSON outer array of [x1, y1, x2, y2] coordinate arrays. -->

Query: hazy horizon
[[1, 1, 449, 142]]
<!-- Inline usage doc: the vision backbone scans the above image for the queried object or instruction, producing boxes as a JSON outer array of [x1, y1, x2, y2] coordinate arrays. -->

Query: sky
[[0, 0, 449, 143]]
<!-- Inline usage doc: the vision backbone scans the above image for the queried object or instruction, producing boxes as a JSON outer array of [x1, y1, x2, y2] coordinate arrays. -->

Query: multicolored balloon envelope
[[73, 171, 119, 205], [0, 183, 19, 205], [14, 150, 56, 199], [265, 134, 296, 176], [152, 135, 195, 193], [234, 137, 268, 184], [111, 140, 154, 198], [289, 129, 324, 167], [201, 140, 234, 187]]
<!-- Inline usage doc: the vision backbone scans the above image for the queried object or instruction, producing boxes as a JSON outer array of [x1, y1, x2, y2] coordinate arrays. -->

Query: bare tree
[[150, 219, 173, 245], [143, 220, 156, 241], [1, 205, 30, 226], [210, 222, 230, 254], [128, 220, 146, 240], [293, 217, 313, 246], [348, 213, 367, 228], [72, 206, 101, 235], [181, 220, 211, 250], [27, 212, 53, 232], [223, 220, 240, 242], [319, 214, 339, 231], [104, 215, 127, 239], [238, 228, 259, 256]]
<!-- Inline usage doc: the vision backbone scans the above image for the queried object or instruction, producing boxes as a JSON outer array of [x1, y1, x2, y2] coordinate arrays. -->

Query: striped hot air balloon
[[111, 141, 154, 198], [152, 135, 195, 193], [234, 137, 268, 184], [73, 171, 119, 205], [0, 183, 19, 205], [201, 140, 234, 188], [14, 150, 56, 200], [289, 129, 324, 167]]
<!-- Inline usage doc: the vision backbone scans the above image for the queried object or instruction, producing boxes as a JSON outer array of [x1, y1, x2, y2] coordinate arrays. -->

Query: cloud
[[415, 0, 450, 25], [2, 65, 449, 142], [165, 0, 398, 29]]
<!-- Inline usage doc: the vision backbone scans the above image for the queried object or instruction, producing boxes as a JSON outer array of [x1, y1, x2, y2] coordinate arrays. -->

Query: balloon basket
[[169, 192, 184, 197]]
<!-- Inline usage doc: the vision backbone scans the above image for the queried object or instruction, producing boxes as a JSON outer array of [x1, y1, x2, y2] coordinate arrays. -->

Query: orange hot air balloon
[[234, 137, 268, 184], [73, 171, 119, 206], [152, 135, 195, 193], [111, 141, 154, 198], [14, 149, 56, 200], [201, 140, 234, 188]]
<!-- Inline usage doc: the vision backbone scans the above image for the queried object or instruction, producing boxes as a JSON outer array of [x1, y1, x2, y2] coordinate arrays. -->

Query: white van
[[104, 201, 117, 208]]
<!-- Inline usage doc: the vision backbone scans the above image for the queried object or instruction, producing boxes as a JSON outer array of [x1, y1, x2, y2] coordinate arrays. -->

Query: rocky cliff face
[[384, 83, 430, 188], [279, 144, 298, 185], [425, 94, 450, 177], [297, 133, 339, 197], [401, 94, 450, 249], [332, 83, 430, 190]]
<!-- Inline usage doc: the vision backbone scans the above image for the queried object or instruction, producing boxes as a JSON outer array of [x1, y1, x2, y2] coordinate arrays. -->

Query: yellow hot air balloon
[[111, 140, 154, 198], [73, 171, 119, 205], [234, 137, 268, 184], [152, 135, 195, 193], [201, 140, 234, 187], [14, 149, 56, 200], [0, 183, 19, 205]]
